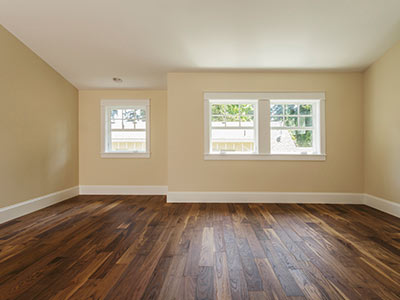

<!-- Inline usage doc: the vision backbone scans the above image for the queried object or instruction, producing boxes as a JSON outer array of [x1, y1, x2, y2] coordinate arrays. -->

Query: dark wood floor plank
[[196, 266, 214, 300], [184, 228, 203, 276], [255, 258, 289, 300], [0, 196, 399, 300], [157, 254, 187, 299], [236, 238, 262, 291], [199, 227, 215, 267], [242, 224, 265, 259], [141, 255, 173, 300], [228, 269, 250, 300], [300, 204, 400, 287], [214, 252, 231, 300], [258, 236, 304, 297]]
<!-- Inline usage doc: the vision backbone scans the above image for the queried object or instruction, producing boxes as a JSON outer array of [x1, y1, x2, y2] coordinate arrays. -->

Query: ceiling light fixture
[[113, 77, 123, 83]]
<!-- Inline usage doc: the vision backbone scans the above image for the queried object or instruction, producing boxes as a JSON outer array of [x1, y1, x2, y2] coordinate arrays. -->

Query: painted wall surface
[[0, 25, 78, 208], [79, 90, 167, 186], [364, 41, 400, 204], [4, 20, 398, 200], [168, 72, 364, 192]]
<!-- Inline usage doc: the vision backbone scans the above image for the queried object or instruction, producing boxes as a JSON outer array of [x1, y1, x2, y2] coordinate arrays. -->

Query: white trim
[[146, 103, 151, 154], [79, 185, 168, 195], [100, 99, 151, 158], [206, 99, 258, 155], [319, 99, 326, 155], [1, 189, 398, 224], [204, 93, 326, 160], [100, 152, 150, 158], [363, 194, 400, 218], [101, 99, 150, 106], [258, 99, 269, 154], [167, 192, 400, 218], [269, 99, 322, 156], [0, 186, 79, 224], [208, 99, 258, 105], [204, 92, 325, 100], [167, 192, 362, 204], [204, 100, 210, 155], [204, 153, 326, 161]]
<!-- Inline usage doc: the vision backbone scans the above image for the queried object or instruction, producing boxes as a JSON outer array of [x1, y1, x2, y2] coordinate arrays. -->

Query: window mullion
[[146, 103, 150, 154], [108, 108, 112, 152], [258, 99, 269, 154], [204, 100, 211, 154]]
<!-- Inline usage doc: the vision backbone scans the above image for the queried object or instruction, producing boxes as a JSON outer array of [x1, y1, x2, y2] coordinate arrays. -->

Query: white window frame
[[101, 99, 150, 158], [204, 92, 326, 161], [208, 99, 259, 155]]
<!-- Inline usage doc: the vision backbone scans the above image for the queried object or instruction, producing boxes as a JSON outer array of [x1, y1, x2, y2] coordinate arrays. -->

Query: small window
[[209, 101, 257, 154], [101, 100, 150, 158], [270, 101, 320, 155], [204, 92, 325, 160]]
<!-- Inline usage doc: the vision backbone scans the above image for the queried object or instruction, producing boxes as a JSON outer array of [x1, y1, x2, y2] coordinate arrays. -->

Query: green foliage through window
[[211, 103, 255, 127], [290, 130, 313, 147]]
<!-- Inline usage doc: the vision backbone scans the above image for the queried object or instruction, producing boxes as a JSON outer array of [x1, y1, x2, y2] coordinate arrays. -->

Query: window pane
[[111, 119, 122, 129], [123, 109, 135, 120], [136, 120, 146, 129], [300, 104, 312, 115], [212, 129, 255, 139], [240, 115, 254, 127], [285, 104, 298, 115], [118, 109, 146, 130], [271, 104, 283, 115], [211, 129, 255, 153], [124, 109, 146, 121], [225, 115, 240, 127], [123, 118, 135, 129], [271, 129, 314, 154], [285, 117, 298, 127], [111, 131, 146, 152], [271, 116, 284, 127], [240, 104, 254, 115], [299, 116, 313, 127], [225, 104, 240, 116], [292, 130, 313, 147], [211, 115, 225, 127], [138, 109, 146, 120], [111, 109, 123, 119], [211, 104, 225, 115]]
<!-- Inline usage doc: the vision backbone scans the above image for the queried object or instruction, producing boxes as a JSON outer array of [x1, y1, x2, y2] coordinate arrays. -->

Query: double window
[[101, 99, 150, 158], [204, 93, 325, 160]]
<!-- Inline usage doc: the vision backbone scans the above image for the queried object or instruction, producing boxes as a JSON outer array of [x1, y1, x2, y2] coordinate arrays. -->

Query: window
[[210, 101, 257, 154], [101, 99, 150, 158], [270, 100, 320, 155], [204, 93, 325, 160]]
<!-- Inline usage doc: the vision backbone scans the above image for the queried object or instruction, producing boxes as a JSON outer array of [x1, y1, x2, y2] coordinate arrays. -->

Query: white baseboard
[[0, 186, 79, 224], [167, 191, 400, 218], [167, 192, 364, 204], [363, 194, 400, 218], [79, 185, 168, 195], [1, 188, 398, 225]]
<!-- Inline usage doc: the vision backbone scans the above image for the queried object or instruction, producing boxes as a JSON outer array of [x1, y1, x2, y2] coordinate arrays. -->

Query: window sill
[[204, 153, 326, 161], [101, 152, 150, 158]]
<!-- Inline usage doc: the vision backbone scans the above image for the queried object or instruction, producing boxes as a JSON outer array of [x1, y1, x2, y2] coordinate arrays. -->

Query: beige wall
[[4, 21, 396, 199], [79, 90, 167, 185], [0, 25, 78, 208], [168, 72, 364, 192], [364, 41, 400, 204]]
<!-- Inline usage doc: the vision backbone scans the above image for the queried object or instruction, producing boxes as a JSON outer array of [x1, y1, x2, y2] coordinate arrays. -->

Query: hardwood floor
[[0, 195, 400, 300]]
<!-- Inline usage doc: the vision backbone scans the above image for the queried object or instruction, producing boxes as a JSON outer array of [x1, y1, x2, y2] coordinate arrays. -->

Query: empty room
[[1, 0, 400, 299]]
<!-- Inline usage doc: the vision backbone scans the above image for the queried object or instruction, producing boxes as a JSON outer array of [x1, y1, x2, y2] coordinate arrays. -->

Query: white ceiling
[[1, 0, 400, 89]]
